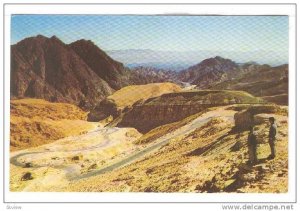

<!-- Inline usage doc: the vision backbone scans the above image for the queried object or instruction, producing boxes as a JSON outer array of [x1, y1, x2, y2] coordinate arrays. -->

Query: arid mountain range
[[178, 57, 288, 105], [11, 35, 288, 109]]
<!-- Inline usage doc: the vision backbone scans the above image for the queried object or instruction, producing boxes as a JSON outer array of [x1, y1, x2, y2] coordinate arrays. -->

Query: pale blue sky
[[11, 15, 289, 65]]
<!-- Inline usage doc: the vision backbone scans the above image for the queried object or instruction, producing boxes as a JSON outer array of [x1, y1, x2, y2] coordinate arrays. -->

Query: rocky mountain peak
[[69, 39, 129, 90], [10, 35, 118, 109]]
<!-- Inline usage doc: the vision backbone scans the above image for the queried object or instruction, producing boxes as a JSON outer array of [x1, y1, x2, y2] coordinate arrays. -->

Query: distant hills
[[178, 56, 239, 88], [108, 49, 288, 69], [178, 57, 288, 105], [11, 35, 288, 109], [129, 66, 178, 85], [211, 63, 288, 105], [126, 62, 190, 71]]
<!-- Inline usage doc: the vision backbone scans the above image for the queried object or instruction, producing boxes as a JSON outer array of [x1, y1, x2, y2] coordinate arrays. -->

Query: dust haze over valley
[[9, 15, 289, 193]]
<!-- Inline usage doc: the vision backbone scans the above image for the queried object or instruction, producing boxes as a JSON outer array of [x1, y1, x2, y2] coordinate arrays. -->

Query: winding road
[[10, 127, 119, 168], [10, 106, 236, 183]]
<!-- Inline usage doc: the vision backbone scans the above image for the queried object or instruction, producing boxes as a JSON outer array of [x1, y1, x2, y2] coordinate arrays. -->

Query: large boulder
[[234, 110, 254, 131], [234, 105, 288, 130]]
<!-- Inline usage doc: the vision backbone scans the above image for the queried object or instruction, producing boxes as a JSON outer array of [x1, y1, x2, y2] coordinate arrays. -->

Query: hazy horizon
[[107, 48, 288, 68], [11, 15, 289, 67]]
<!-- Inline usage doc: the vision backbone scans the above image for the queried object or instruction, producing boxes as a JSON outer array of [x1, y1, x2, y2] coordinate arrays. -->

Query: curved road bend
[[11, 108, 235, 181], [71, 113, 235, 180], [10, 127, 119, 168]]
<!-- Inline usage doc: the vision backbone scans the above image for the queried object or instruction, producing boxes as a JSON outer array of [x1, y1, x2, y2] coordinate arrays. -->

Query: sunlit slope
[[10, 99, 97, 151], [108, 82, 181, 109], [88, 82, 181, 121], [69, 105, 288, 193]]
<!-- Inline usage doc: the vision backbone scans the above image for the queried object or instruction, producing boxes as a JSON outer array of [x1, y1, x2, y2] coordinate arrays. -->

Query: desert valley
[[10, 35, 288, 193]]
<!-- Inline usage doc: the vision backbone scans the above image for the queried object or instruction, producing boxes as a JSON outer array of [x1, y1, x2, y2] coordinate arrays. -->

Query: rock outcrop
[[21, 172, 33, 181], [117, 90, 263, 133], [117, 104, 211, 133], [87, 99, 120, 121]]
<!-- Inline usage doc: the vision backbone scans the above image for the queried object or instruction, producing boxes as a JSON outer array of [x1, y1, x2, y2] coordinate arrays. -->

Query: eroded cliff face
[[117, 104, 211, 133], [116, 90, 263, 133]]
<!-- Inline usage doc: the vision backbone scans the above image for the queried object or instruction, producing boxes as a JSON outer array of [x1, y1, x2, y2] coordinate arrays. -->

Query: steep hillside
[[211, 64, 288, 105], [11, 35, 114, 109], [10, 99, 98, 151], [68, 104, 288, 193], [9, 102, 288, 193], [117, 90, 264, 133], [69, 40, 131, 90], [87, 82, 181, 121]]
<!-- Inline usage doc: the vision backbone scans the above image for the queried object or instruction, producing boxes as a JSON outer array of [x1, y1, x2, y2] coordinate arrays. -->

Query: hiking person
[[268, 117, 277, 159], [247, 126, 258, 165]]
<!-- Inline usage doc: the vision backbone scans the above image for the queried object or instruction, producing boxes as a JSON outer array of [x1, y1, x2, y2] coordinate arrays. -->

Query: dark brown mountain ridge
[[178, 56, 239, 88], [11, 35, 128, 109], [69, 39, 131, 90]]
